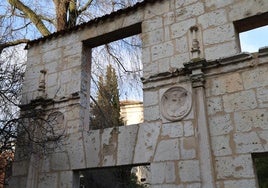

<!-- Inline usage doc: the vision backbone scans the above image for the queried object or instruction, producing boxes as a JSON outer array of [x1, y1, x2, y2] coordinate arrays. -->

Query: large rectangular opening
[[78, 164, 151, 188], [83, 23, 143, 130], [234, 12, 268, 53]]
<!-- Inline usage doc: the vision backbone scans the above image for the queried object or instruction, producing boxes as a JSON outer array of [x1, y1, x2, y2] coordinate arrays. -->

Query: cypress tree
[[90, 65, 123, 129]]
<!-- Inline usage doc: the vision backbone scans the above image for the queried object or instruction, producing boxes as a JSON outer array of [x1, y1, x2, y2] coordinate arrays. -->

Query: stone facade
[[10, 0, 268, 188]]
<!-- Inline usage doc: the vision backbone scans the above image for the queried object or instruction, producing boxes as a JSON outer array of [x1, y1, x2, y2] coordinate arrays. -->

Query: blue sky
[[240, 25, 268, 52]]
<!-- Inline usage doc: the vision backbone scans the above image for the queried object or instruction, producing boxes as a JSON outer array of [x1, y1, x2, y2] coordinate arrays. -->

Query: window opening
[[239, 25, 268, 52], [234, 12, 268, 53], [86, 25, 143, 130], [78, 164, 151, 188]]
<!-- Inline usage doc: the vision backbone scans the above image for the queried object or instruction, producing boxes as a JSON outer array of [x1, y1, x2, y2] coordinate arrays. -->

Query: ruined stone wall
[[205, 52, 268, 187], [10, 0, 268, 188]]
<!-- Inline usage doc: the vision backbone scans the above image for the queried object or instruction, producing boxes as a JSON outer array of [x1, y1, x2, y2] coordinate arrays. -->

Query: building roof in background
[[120, 100, 143, 106]]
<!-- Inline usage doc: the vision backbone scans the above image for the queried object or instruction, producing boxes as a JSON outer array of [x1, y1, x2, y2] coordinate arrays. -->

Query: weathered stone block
[[242, 67, 268, 89], [42, 48, 61, 64], [204, 41, 239, 60], [198, 9, 227, 29], [171, 18, 196, 39], [134, 122, 161, 163], [170, 53, 190, 69], [62, 42, 82, 57], [175, 0, 199, 8], [144, 105, 160, 122], [144, 91, 159, 107], [40, 40, 58, 53], [234, 132, 263, 154], [11, 161, 29, 176], [185, 183, 201, 188], [50, 152, 70, 171], [122, 9, 144, 27], [175, 2, 205, 22], [234, 109, 268, 132], [143, 62, 159, 78], [205, 0, 233, 9], [101, 128, 117, 166], [223, 90, 257, 112], [175, 36, 188, 53], [228, 1, 268, 22], [209, 114, 233, 136], [259, 131, 268, 150], [66, 133, 86, 169], [209, 73, 243, 96], [152, 184, 183, 188], [257, 86, 268, 108], [158, 57, 171, 73], [178, 160, 200, 182], [151, 162, 176, 184], [223, 179, 257, 188], [143, 16, 163, 32], [143, 29, 164, 46], [161, 122, 183, 138], [154, 139, 180, 161], [58, 171, 73, 188], [144, 1, 170, 19], [207, 96, 223, 115], [84, 130, 100, 168], [37, 173, 58, 188], [203, 24, 235, 45], [164, 11, 175, 26], [142, 47, 151, 64], [215, 155, 255, 179], [151, 41, 174, 61], [180, 137, 197, 159], [117, 125, 138, 165], [58, 34, 79, 47], [211, 135, 232, 156], [184, 121, 195, 137]]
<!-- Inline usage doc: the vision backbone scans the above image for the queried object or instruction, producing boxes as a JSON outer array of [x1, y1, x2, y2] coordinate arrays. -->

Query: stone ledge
[[259, 46, 268, 57]]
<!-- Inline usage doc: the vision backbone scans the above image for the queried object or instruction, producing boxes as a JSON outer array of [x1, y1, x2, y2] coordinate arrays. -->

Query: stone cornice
[[142, 48, 268, 84]]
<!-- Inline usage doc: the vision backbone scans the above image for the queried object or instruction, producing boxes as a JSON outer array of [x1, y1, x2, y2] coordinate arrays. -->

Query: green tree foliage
[[254, 157, 268, 188], [90, 64, 123, 129]]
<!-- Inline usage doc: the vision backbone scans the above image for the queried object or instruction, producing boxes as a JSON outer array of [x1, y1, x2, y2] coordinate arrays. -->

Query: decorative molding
[[184, 59, 206, 88], [161, 86, 192, 121]]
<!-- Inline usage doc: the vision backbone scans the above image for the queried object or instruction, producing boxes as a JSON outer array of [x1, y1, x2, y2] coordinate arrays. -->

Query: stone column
[[185, 60, 216, 188]]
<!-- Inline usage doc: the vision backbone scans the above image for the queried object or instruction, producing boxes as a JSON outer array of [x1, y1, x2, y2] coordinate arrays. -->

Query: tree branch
[[8, 0, 51, 36], [78, 0, 93, 15], [0, 39, 29, 54]]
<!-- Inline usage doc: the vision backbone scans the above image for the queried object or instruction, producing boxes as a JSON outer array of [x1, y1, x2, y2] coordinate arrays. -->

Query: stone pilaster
[[184, 59, 216, 188]]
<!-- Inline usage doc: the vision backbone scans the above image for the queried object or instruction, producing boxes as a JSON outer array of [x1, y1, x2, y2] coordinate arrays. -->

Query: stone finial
[[190, 26, 201, 59], [38, 69, 47, 98]]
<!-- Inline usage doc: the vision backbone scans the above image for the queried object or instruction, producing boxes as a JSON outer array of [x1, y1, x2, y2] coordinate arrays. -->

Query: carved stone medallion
[[161, 87, 192, 121]]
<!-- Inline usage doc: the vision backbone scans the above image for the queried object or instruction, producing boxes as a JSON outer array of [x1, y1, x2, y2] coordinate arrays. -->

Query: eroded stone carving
[[161, 87, 192, 121]]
